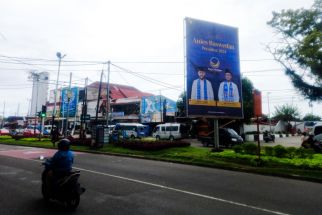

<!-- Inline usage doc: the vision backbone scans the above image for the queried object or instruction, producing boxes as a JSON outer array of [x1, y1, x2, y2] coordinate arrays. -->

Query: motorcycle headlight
[[231, 138, 237, 142]]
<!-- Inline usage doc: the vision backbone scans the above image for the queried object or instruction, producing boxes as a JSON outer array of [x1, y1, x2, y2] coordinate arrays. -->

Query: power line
[[111, 63, 182, 91], [0, 54, 276, 64]]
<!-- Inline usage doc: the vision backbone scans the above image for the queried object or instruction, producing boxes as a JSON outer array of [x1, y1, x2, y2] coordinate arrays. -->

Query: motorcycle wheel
[[41, 183, 50, 201], [66, 193, 80, 210]]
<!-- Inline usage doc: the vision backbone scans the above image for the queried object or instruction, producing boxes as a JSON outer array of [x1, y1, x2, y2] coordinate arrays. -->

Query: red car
[[0, 128, 10, 136], [23, 128, 40, 137]]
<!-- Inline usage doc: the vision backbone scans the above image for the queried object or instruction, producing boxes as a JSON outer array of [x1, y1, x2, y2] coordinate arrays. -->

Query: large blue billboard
[[61, 87, 79, 117], [185, 17, 243, 118]]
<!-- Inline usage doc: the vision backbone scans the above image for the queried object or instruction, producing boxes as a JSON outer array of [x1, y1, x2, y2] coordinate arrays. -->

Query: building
[[30, 72, 49, 116], [44, 82, 177, 129]]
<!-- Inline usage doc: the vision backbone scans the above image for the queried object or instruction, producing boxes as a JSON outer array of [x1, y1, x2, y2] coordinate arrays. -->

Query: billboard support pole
[[212, 119, 222, 152]]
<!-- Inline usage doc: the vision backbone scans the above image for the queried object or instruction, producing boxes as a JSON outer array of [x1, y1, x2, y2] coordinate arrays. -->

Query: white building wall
[[30, 72, 49, 116]]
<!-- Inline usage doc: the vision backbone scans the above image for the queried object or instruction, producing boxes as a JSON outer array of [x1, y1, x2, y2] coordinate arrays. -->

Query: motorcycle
[[41, 160, 85, 210], [301, 134, 322, 153], [263, 132, 275, 143]]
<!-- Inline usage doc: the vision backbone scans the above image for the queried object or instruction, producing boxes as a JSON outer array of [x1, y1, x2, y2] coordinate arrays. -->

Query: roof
[[87, 82, 153, 100]]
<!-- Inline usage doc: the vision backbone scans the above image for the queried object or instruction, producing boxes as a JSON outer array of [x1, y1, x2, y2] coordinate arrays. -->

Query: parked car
[[301, 133, 322, 153], [23, 128, 40, 137], [198, 128, 244, 147], [313, 123, 322, 136], [304, 121, 317, 133], [0, 128, 10, 136], [152, 123, 189, 141]]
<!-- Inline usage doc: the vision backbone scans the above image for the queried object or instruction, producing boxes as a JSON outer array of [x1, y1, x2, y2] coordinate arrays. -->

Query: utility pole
[[159, 90, 162, 123], [105, 61, 111, 144], [106, 61, 111, 126], [65, 72, 72, 136], [80, 77, 88, 141], [52, 52, 66, 129], [95, 70, 104, 122]]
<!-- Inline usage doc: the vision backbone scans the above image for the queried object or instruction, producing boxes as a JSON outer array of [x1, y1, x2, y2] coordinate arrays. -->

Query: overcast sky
[[0, 0, 318, 118]]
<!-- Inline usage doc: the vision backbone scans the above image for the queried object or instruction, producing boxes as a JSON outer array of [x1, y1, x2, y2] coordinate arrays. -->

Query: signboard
[[86, 100, 107, 117], [140, 95, 177, 123], [60, 87, 79, 117], [81, 114, 91, 121], [185, 17, 243, 118], [87, 86, 108, 101], [253, 90, 262, 117], [49, 89, 61, 104]]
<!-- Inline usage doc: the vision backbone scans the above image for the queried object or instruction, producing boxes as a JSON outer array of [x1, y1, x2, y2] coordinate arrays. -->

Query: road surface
[[0, 144, 321, 215]]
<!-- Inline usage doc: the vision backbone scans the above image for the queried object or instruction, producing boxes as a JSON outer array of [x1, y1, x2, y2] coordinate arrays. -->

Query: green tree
[[302, 113, 321, 121], [272, 104, 300, 123], [241, 77, 255, 123], [267, 0, 322, 101], [176, 91, 186, 117]]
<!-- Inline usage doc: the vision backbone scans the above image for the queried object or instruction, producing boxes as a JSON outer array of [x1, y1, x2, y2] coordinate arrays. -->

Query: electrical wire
[[111, 63, 182, 91]]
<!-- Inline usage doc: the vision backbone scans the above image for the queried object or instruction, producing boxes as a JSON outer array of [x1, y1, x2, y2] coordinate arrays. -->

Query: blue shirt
[[48, 150, 74, 173]]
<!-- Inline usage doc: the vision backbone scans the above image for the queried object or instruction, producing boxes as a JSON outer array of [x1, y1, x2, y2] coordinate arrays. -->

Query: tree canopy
[[302, 113, 321, 121], [272, 104, 300, 122], [241, 77, 254, 123], [176, 91, 186, 117], [267, 0, 322, 101]]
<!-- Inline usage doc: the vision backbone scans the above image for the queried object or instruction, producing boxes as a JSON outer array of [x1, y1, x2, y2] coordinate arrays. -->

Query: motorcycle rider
[[44, 139, 74, 190]]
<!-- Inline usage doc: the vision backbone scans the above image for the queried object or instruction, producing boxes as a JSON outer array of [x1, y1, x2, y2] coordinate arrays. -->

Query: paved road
[[261, 136, 302, 148], [0, 144, 321, 215], [189, 136, 302, 148]]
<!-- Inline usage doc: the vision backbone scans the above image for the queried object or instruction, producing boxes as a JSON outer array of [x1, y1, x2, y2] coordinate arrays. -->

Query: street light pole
[[51, 52, 66, 130]]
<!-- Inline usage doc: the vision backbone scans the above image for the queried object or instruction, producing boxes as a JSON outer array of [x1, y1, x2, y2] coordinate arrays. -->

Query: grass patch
[[1, 138, 322, 182]]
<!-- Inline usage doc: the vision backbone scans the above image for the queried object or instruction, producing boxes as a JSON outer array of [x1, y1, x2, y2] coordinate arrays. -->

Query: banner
[[140, 95, 177, 123], [185, 17, 243, 118], [60, 87, 79, 117]]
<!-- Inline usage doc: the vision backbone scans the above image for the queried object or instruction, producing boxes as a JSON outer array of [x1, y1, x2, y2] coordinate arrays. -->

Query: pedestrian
[[51, 124, 59, 147]]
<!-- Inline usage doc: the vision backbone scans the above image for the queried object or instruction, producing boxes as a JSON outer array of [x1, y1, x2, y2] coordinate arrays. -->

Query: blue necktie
[[197, 79, 208, 100]]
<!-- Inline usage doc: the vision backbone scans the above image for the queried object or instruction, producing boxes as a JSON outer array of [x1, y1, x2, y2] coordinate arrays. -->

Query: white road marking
[[74, 166, 290, 215]]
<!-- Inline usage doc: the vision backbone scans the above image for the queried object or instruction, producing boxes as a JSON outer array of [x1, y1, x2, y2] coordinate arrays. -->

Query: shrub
[[116, 139, 190, 150], [243, 143, 258, 155], [250, 158, 266, 167], [295, 148, 314, 159], [232, 145, 243, 154], [286, 147, 297, 159], [264, 146, 274, 156], [273, 145, 288, 158]]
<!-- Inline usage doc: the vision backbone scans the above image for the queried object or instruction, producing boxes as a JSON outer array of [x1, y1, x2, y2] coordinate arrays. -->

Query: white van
[[113, 123, 145, 139], [152, 123, 188, 141], [313, 122, 322, 136]]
